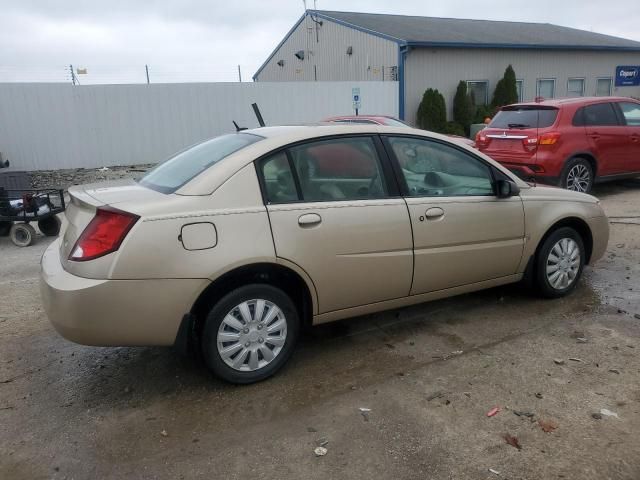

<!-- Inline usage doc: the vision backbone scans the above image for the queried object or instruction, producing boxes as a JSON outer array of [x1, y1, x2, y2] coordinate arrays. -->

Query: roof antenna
[[252, 103, 266, 127], [232, 120, 247, 132]]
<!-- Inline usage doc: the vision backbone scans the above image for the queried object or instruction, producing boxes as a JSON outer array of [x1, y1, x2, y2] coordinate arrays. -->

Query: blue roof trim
[[404, 40, 640, 52], [310, 10, 406, 44], [253, 13, 308, 80]]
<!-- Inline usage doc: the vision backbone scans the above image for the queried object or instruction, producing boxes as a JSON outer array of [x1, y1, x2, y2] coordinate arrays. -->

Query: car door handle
[[298, 213, 322, 227], [425, 207, 444, 220]]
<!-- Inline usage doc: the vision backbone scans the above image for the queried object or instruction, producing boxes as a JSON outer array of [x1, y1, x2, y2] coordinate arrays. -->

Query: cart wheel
[[10, 223, 36, 247], [38, 216, 61, 236], [0, 221, 12, 237]]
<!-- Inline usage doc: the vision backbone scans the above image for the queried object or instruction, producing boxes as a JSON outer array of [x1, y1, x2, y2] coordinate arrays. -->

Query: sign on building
[[615, 66, 640, 86]]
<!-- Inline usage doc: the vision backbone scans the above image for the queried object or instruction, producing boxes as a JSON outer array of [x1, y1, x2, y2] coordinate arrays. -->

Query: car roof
[[244, 124, 402, 139], [506, 96, 638, 108], [324, 115, 396, 121]]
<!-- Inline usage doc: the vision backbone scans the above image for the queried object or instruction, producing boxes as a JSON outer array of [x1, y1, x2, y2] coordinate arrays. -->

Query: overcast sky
[[1, 0, 638, 84]]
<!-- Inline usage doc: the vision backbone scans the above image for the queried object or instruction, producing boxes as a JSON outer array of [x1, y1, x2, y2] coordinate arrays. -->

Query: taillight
[[475, 131, 490, 148], [539, 132, 561, 146], [522, 136, 538, 151], [69, 207, 139, 262]]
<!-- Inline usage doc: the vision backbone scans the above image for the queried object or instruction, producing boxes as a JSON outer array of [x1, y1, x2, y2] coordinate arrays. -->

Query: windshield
[[489, 107, 558, 129], [139, 133, 262, 193]]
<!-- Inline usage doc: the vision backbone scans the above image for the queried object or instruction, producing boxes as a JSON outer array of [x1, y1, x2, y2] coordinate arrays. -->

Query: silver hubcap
[[566, 164, 590, 192], [546, 238, 581, 290], [217, 299, 287, 372]]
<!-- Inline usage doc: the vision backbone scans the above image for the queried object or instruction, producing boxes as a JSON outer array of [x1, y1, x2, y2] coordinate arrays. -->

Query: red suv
[[476, 97, 640, 192]]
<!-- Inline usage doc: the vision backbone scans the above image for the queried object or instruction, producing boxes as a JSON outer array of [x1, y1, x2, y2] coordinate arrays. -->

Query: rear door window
[[574, 103, 620, 127], [489, 108, 558, 129], [260, 152, 298, 203], [288, 137, 388, 202]]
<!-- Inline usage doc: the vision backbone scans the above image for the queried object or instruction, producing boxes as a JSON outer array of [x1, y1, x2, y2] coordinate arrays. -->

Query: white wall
[[254, 14, 398, 82], [0, 81, 398, 171]]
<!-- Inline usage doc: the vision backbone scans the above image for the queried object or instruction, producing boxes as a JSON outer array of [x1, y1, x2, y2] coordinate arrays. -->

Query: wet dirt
[[1, 180, 640, 479]]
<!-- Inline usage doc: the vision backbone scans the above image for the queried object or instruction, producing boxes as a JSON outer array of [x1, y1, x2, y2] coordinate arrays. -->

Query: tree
[[417, 88, 446, 133], [491, 64, 518, 109], [504, 65, 518, 105], [453, 81, 474, 135]]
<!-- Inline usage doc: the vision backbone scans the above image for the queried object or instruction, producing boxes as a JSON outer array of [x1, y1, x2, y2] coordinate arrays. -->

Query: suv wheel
[[535, 227, 585, 298], [561, 158, 593, 193], [202, 284, 300, 384]]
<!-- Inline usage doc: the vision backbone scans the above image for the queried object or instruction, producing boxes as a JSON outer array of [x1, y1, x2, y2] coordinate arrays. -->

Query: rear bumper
[[40, 239, 207, 346]]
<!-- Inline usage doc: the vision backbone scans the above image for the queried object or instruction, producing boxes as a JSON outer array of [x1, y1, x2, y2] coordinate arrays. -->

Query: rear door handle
[[425, 207, 444, 220], [298, 213, 322, 227]]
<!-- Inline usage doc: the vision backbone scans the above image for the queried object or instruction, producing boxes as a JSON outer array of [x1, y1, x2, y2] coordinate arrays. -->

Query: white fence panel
[[0, 82, 398, 171]]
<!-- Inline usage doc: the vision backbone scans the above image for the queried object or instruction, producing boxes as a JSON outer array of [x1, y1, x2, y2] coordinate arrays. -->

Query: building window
[[536, 79, 555, 99], [516, 80, 524, 102], [467, 81, 488, 105], [567, 78, 585, 97], [596, 77, 612, 96]]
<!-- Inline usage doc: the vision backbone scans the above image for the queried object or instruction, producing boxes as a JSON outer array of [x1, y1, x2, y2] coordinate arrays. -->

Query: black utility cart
[[0, 168, 65, 247]]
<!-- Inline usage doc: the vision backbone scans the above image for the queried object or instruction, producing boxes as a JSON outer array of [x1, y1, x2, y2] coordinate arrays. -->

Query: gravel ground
[[1, 178, 639, 480], [29, 164, 153, 190]]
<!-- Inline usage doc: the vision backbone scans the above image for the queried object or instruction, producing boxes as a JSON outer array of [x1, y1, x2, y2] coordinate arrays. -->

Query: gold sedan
[[40, 125, 609, 383]]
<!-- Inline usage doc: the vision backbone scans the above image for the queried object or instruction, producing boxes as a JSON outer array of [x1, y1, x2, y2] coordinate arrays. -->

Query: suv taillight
[[538, 132, 561, 146], [69, 207, 139, 262]]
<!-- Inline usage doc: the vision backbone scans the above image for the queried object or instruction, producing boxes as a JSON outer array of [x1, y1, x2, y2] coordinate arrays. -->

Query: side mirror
[[496, 179, 520, 198]]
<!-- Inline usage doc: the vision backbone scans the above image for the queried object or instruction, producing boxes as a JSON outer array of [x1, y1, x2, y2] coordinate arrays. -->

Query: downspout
[[398, 44, 409, 121]]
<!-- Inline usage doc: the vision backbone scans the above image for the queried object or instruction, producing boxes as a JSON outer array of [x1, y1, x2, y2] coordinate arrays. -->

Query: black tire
[[534, 227, 585, 298], [10, 223, 36, 247], [202, 284, 300, 384], [38, 216, 61, 236], [0, 221, 12, 236], [560, 157, 593, 193]]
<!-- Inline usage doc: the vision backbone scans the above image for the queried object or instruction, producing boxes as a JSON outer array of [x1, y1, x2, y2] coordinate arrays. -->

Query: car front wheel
[[535, 227, 585, 298], [561, 158, 593, 193], [202, 284, 299, 384]]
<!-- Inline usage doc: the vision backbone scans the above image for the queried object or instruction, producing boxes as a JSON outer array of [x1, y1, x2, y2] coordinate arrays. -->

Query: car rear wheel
[[535, 227, 585, 298], [10, 223, 36, 247], [201, 284, 300, 384], [561, 158, 593, 193]]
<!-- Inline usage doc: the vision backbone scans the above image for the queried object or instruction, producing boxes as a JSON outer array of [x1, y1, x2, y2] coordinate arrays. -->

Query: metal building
[[254, 10, 640, 124]]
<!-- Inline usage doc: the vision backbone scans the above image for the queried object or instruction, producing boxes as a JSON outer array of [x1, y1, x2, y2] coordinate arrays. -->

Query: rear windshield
[[139, 133, 262, 193], [489, 107, 558, 129]]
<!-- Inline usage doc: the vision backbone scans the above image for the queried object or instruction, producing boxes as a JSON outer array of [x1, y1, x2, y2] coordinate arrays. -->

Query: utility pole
[[237, 65, 242, 82], [145, 64, 150, 84], [69, 64, 77, 85]]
